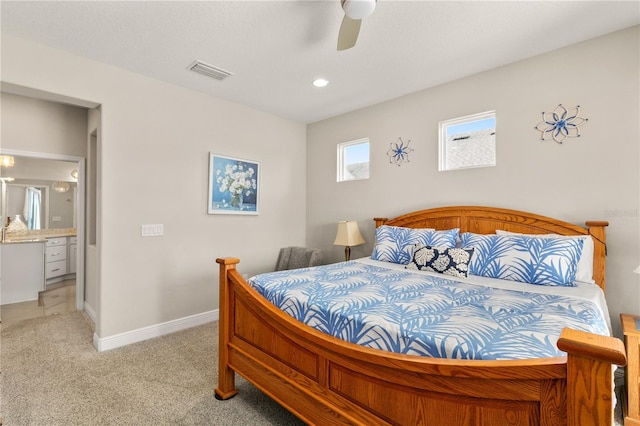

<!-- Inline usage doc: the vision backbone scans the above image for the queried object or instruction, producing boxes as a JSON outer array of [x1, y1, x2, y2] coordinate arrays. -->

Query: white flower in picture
[[209, 154, 260, 215]]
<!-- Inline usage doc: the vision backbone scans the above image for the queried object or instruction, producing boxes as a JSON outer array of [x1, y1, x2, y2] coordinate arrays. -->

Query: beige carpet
[[0, 312, 304, 425]]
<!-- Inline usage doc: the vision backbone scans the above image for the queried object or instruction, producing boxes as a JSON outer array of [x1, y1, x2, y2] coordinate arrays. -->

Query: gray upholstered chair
[[275, 247, 323, 271]]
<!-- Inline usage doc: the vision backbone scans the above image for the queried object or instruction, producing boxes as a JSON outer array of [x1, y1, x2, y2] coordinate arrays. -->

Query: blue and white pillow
[[459, 232, 584, 287], [371, 225, 459, 265], [406, 245, 475, 278], [495, 230, 594, 283]]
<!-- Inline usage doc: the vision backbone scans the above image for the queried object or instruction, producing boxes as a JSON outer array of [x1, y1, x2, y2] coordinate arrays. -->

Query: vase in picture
[[230, 192, 243, 209]]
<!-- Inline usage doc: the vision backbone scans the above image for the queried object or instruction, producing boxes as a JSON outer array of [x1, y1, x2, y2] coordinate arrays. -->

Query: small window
[[337, 138, 370, 182], [439, 111, 496, 171]]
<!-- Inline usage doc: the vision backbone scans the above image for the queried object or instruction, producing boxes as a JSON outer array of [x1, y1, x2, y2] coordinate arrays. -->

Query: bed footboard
[[215, 258, 625, 426], [558, 329, 627, 426]]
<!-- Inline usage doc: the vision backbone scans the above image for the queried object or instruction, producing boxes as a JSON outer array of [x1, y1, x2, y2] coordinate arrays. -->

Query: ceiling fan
[[337, 0, 377, 51]]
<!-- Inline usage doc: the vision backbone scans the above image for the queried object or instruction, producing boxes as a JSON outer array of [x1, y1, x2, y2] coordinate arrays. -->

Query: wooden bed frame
[[215, 206, 626, 425]]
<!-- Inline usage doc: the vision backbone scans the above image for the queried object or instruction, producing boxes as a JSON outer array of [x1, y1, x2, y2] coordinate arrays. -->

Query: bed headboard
[[374, 206, 608, 290]]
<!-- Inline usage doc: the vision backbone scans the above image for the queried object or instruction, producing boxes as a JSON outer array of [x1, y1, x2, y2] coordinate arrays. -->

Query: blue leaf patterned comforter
[[248, 259, 610, 360]]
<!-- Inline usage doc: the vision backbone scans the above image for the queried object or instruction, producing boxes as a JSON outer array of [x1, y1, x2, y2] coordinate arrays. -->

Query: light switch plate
[[141, 224, 164, 237]]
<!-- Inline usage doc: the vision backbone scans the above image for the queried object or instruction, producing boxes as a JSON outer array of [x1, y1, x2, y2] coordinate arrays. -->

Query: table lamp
[[333, 220, 365, 261]]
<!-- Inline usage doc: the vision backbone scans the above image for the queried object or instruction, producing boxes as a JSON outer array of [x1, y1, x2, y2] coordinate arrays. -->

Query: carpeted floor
[[0, 312, 304, 425], [0, 311, 627, 425]]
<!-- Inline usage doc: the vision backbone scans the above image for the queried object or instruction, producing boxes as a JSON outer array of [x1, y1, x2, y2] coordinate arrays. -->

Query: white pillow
[[495, 230, 594, 283]]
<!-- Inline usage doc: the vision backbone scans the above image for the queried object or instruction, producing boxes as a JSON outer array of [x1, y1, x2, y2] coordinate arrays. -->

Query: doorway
[[0, 83, 101, 343], [0, 153, 86, 318]]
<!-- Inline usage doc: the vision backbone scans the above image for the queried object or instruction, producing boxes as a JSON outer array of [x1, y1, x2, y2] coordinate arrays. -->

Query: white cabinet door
[[1, 242, 45, 304]]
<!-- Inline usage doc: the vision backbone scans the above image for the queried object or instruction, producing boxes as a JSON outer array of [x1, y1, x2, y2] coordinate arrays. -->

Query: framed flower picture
[[208, 153, 260, 215]]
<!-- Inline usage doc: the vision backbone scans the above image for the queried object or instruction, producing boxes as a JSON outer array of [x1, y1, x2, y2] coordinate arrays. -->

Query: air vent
[[187, 60, 233, 81]]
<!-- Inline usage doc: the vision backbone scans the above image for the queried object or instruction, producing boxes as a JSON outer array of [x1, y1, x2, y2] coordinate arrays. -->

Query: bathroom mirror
[[0, 156, 78, 230], [2, 181, 76, 229]]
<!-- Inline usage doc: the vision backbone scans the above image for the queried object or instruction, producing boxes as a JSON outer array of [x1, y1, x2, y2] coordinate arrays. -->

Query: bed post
[[214, 257, 240, 400], [585, 221, 608, 290], [557, 328, 626, 426], [373, 217, 388, 228]]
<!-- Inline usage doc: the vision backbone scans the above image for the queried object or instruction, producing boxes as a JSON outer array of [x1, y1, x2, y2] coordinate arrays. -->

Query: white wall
[[307, 26, 640, 337], [1, 35, 307, 339], [1, 92, 88, 157], [0, 128, 83, 231], [85, 107, 101, 324]]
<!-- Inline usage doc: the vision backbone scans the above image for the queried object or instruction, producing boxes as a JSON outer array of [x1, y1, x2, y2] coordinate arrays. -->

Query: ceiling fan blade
[[337, 15, 361, 51]]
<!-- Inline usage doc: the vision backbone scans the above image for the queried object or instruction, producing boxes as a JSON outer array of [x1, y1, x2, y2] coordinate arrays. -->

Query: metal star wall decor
[[535, 104, 588, 144], [387, 138, 414, 166]]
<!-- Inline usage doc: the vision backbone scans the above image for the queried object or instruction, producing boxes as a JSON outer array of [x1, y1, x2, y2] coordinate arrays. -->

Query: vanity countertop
[[1, 228, 76, 244], [1, 238, 47, 245]]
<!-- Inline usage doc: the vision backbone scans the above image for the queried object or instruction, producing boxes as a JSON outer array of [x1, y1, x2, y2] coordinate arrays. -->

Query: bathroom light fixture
[[333, 220, 365, 261], [312, 79, 329, 88], [0, 155, 15, 167], [52, 181, 70, 193], [71, 169, 78, 180]]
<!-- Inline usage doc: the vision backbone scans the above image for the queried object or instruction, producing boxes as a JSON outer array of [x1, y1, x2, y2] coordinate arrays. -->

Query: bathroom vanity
[[1, 230, 77, 305]]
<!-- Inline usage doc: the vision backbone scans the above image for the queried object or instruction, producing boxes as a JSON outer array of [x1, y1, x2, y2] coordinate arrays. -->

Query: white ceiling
[[2, 1, 639, 124]]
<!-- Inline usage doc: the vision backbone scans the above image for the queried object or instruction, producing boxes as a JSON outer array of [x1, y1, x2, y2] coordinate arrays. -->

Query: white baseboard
[[93, 309, 219, 352], [83, 301, 97, 323]]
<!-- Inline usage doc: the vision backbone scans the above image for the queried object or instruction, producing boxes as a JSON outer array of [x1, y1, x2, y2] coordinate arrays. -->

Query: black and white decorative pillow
[[405, 244, 475, 278]]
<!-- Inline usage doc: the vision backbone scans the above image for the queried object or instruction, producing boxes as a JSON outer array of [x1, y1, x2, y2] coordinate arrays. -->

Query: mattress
[[248, 257, 611, 360]]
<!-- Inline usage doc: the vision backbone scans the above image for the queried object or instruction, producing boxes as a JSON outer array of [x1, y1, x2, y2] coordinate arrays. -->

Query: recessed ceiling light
[[312, 79, 329, 88]]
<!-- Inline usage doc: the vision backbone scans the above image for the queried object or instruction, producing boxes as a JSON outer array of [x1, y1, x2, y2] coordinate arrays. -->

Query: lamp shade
[[333, 221, 365, 247], [635, 265, 640, 274]]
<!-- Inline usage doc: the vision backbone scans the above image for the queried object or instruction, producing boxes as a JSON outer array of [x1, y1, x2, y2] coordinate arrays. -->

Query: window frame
[[438, 111, 496, 172], [337, 138, 370, 182]]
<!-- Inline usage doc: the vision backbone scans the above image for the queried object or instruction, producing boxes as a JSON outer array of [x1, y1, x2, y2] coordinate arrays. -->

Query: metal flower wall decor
[[535, 104, 588, 144], [387, 137, 414, 166]]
